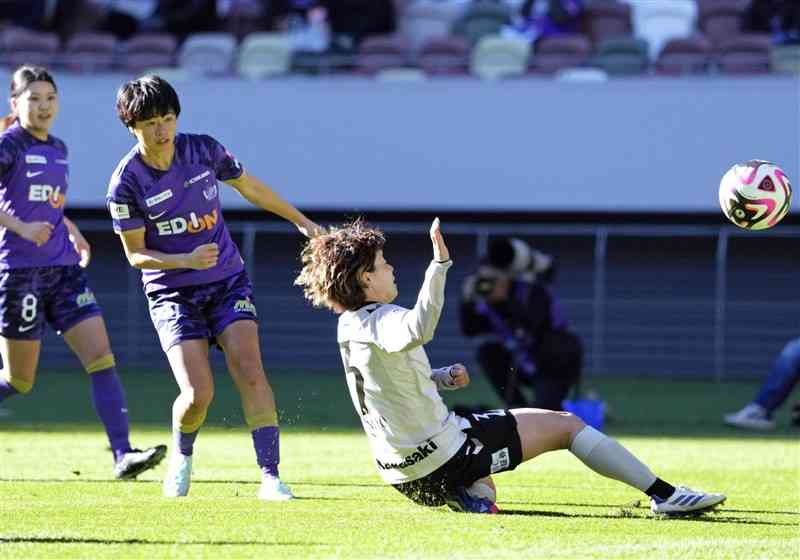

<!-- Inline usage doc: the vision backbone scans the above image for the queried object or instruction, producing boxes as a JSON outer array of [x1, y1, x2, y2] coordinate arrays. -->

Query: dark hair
[[10, 65, 57, 99], [487, 238, 516, 269], [295, 219, 385, 312], [115, 75, 181, 128]]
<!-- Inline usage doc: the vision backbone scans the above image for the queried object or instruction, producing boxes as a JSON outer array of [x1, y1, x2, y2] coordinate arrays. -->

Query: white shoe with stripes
[[650, 485, 726, 515]]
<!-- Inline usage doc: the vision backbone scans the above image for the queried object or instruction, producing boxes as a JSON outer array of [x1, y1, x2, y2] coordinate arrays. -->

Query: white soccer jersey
[[336, 260, 467, 484]]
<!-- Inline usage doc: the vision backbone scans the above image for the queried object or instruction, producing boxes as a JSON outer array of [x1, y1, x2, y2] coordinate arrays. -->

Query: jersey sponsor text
[[376, 440, 439, 471], [155, 209, 217, 236]]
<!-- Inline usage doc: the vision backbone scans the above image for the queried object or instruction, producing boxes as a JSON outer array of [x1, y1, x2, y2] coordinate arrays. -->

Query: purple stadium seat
[[699, 0, 745, 48], [655, 35, 712, 75], [63, 32, 117, 73], [0, 27, 60, 68], [356, 35, 412, 75], [416, 36, 469, 75], [717, 33, 773, 74], [530, 34, 591, 74], [120, 33, 178, 73], [584, 0, 633, 45]]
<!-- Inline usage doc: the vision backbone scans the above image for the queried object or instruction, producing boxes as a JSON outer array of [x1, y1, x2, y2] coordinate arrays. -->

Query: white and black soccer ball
[[719, 160, 792, 230]]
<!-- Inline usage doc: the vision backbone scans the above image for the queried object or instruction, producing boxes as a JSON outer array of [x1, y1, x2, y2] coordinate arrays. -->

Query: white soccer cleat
[[163, 453, 193, 498], [724, 403, 776, 431], [258, 476, 294, 501], [650, 486, 726, 515]]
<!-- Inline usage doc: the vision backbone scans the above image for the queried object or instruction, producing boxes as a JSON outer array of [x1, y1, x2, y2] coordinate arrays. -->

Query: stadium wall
[[9, 73, 799, 213]]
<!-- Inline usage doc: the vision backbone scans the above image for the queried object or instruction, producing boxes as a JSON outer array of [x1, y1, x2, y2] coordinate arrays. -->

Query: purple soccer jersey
[[0, 122, 78, 270], [106, 133, 245, 293]]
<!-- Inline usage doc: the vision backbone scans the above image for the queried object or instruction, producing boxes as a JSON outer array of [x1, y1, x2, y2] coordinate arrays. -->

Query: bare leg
[[0, 337, 41, 398], [166, 339, 215, 453]]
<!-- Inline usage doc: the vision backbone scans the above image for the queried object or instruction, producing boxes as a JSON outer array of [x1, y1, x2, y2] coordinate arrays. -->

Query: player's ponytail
[[10, 65, 57, 100]]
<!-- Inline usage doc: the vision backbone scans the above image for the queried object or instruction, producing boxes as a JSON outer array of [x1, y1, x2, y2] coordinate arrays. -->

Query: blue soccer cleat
[[445, 487, 500, 514]]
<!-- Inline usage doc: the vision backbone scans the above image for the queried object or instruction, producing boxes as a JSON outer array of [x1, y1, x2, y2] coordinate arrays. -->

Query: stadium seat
[[584, 0, 633, 45], [717, 33, 773, 74], [0, 27, 60, 68], [416, 36, 470, 76], [120, 33, 178, 74], [178, 33, 237, 76], [63, 32, 117, 73], [699, 0, 745, 48], [236, 33, 292, 79], [655, 35, 712, 75], [452, 2, 513, 46], [356, 35, 413, 75], [772, 44, 800, 75], [591, 37, 649, 75], [530, 34, 591, 74], [401, 1, 467, 53], [470, 36, 530, 80], [626, 0, 696, 61]]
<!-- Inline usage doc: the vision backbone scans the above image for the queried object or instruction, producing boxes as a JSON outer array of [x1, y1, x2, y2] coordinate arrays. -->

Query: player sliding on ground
[[295, 218, 726, 515]]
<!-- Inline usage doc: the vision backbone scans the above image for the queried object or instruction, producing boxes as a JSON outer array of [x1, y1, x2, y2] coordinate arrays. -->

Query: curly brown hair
[[295, 219, 385, 312]]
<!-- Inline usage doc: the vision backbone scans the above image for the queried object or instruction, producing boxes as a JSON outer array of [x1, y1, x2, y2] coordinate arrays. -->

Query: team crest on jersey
[[490, 448, 510, 473], [234, 298, 256, 315], [25, 155, 47, 164], [76, 288, 97, 307], [202, 183, 218, 200]]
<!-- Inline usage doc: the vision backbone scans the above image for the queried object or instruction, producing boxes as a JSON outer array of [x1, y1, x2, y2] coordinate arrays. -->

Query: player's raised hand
[[448, 363, 470, 389], [430, 217, 449, 262], [298, 219, 325, 238], [19, 221, 54, 247], [187, 243, 219, 270]]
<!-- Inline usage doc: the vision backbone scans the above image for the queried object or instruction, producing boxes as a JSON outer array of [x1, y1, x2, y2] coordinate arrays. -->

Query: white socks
[[569, 425, 657, 492]]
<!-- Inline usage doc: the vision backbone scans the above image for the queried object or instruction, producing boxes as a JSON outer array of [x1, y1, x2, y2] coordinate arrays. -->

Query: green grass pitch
[[1, 369, 798, 559]]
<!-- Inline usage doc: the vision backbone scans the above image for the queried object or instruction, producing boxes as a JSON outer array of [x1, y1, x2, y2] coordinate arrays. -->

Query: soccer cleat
[[163, 453, 193, 497], [258, 476, 295, 501], [724, 403, 776, 431], [650, 486, 726, 515], [445, 487, 500, 514], [113, 445, 167, 480]]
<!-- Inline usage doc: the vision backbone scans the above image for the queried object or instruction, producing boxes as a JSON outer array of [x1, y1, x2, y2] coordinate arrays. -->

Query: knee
[[552, 410, 586, 447], [182, 386, 214, 410], [230, 356, 267, 389]]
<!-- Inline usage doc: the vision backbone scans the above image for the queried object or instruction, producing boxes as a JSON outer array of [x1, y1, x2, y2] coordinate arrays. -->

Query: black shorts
[[391, 409, 523, 506]]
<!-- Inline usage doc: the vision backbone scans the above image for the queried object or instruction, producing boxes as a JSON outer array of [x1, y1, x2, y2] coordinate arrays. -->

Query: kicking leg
[[218, 320, 293, 501], [511, 408, 725, 515], [162, 339, 215, 497], [64, 316, 166, 479]]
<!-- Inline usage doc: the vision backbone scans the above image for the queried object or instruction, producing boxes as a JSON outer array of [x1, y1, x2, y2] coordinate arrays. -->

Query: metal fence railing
[[37, 220, 800, 380]]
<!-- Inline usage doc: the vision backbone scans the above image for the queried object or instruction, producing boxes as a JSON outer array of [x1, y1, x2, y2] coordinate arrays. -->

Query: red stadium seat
[[584, 0, 633, 46], [356, 35, 412, 75], [120, 33, 178, 74], [416, 36, 469, 76], [655, 35, 712, 75], [530, 34, 592, 74], [717, 33, 773, 74], [699, 0, 746, 48], [0, 27, 60, 69], [63, 32, 118, 73]]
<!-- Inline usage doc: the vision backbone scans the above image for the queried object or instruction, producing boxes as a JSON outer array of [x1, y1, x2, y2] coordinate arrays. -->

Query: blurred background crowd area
[[0, 0, 799, 78]]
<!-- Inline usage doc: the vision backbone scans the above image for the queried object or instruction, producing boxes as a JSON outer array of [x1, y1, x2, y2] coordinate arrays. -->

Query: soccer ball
[[719, 160, 792, 230]]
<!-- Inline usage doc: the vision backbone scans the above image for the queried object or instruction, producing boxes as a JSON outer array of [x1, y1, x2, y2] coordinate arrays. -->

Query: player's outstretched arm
[[430, 217, 449, 263], [225, 172, 323, 238], [117, 227, 219, 270]]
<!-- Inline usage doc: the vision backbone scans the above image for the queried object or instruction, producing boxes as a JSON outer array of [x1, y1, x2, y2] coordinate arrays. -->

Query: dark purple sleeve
[[0, 136, 18, 181], [106, 172, 145, 233], [206, 135, 244, 182]]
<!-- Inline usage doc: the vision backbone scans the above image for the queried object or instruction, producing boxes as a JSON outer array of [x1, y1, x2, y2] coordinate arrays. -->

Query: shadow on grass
[[0, 536, 325, 547], [499, 508, 796, 526], [502, 500, 800, 517]]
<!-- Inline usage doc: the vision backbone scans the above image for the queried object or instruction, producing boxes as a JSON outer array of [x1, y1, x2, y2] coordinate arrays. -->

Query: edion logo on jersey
[[156, 209, 218, 236], [28, 184, 65, 209]]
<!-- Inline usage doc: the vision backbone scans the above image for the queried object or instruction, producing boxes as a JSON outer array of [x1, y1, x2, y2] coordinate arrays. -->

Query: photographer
[[460, 238, 582, 410]]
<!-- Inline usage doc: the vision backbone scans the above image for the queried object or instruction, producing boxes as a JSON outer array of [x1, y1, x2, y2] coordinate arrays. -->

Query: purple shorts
[[146, 271, 258, 352], [0, 265, 103, 340]]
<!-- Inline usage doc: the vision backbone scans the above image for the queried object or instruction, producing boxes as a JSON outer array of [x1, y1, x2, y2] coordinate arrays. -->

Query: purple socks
[[252, 426, 280, 478], [0, 379, 19, 403], [175, 429, 199, 456], [89, 368, 132, 463]]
